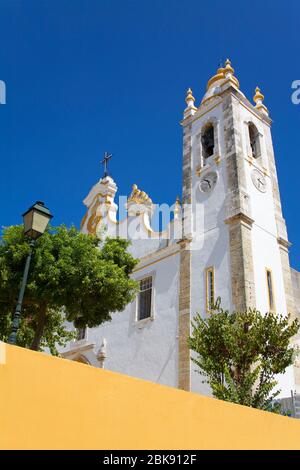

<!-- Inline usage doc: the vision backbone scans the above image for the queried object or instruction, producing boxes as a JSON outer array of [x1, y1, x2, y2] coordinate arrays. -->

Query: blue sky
[[0, 0, 299, 268]]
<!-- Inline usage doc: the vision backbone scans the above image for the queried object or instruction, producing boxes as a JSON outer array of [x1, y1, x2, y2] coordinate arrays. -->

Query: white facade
[[63, 62, 300, 398]]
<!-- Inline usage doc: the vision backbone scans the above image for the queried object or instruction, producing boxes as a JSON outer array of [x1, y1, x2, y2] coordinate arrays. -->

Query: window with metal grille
[[266, 269, 275, 311], [137, 276, 152, 320]]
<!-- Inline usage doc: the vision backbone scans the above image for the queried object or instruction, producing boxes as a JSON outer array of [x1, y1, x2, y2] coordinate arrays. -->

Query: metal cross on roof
[[101, 152, 112, 178]]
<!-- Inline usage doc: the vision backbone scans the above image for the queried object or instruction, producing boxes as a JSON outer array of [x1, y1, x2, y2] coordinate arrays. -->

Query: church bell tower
[[180, 60, 299, 395]]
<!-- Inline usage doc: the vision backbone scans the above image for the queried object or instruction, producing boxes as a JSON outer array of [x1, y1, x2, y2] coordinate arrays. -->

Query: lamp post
[[8, 201, 53, 345]]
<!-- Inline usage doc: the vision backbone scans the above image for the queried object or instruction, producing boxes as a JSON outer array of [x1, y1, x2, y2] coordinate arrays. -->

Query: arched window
[[201, 123, 215, 159], [248, 123, 260, 159]]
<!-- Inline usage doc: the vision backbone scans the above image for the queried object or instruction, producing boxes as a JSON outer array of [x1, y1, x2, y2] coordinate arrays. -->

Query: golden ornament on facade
[[214, 155, 221, 166], [224, 58, 234, 74], [128, 184, 152, 205], [87, 213, 102, 235], [82, 193, 104, 235], [253, 86, 264, 104], [223, 58, 239, 88], [206, 58, 239, 91], [185, 88, 195, 104], [80, 211, 88, 230], [206, 66, 225, 89], [253, 86, 268, 114]]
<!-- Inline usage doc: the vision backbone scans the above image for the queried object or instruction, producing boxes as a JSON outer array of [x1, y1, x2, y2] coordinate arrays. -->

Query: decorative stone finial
[[225, 58, 234, 74], [174, 196, 181, 220], [183, 88, 197, 118], [253, 86, 264, 104], [97, 338, 107, 368], [253, 86, 268, 115], [223, 58, 239, 88], [185, 88, 195, 107]]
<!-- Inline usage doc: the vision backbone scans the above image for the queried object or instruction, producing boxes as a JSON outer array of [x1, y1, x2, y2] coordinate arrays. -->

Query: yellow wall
[[1, 342, 300, 450]]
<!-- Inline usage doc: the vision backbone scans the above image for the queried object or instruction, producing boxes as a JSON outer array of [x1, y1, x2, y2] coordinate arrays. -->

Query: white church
[[62, 60, 300, 400]]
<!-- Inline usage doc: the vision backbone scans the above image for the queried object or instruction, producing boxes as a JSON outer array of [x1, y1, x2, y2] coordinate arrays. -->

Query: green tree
[[188, 299, 299, 411], [0, 225, 138, 354]]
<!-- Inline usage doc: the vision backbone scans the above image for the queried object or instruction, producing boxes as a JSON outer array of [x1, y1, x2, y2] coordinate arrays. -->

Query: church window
[[206, 267, 215, 312], [248, 123, 261, 159], [137, 276, 153, 321], [76, 327, 86, 341], [201, 124, 215, 159], [266, 269, 275, 311]]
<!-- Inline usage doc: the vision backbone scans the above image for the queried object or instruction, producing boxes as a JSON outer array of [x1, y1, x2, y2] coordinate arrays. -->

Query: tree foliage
[[0, 225, 138, 354], [188, 298, 299, 411]]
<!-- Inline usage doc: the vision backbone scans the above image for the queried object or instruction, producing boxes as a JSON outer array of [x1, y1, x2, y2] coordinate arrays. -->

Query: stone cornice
[[224, 212, 254, 227], [133, 242, 181, 273], [230, 88, 272, 127], [277, 237, 292, 250], [180, 98, 222, 127], [181, 83, 272, 128], [177, 236, 193, 248], [62, 341, 95, 358]]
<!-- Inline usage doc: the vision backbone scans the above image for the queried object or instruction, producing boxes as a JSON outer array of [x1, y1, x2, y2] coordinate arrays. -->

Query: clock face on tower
[[251, 168, 267, 193], [199, 171, 218, 193]]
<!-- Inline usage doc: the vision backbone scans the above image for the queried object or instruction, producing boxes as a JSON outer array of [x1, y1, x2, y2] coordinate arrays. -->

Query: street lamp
[[23, 201, 53, 239], [8, 201, 53, 345]]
